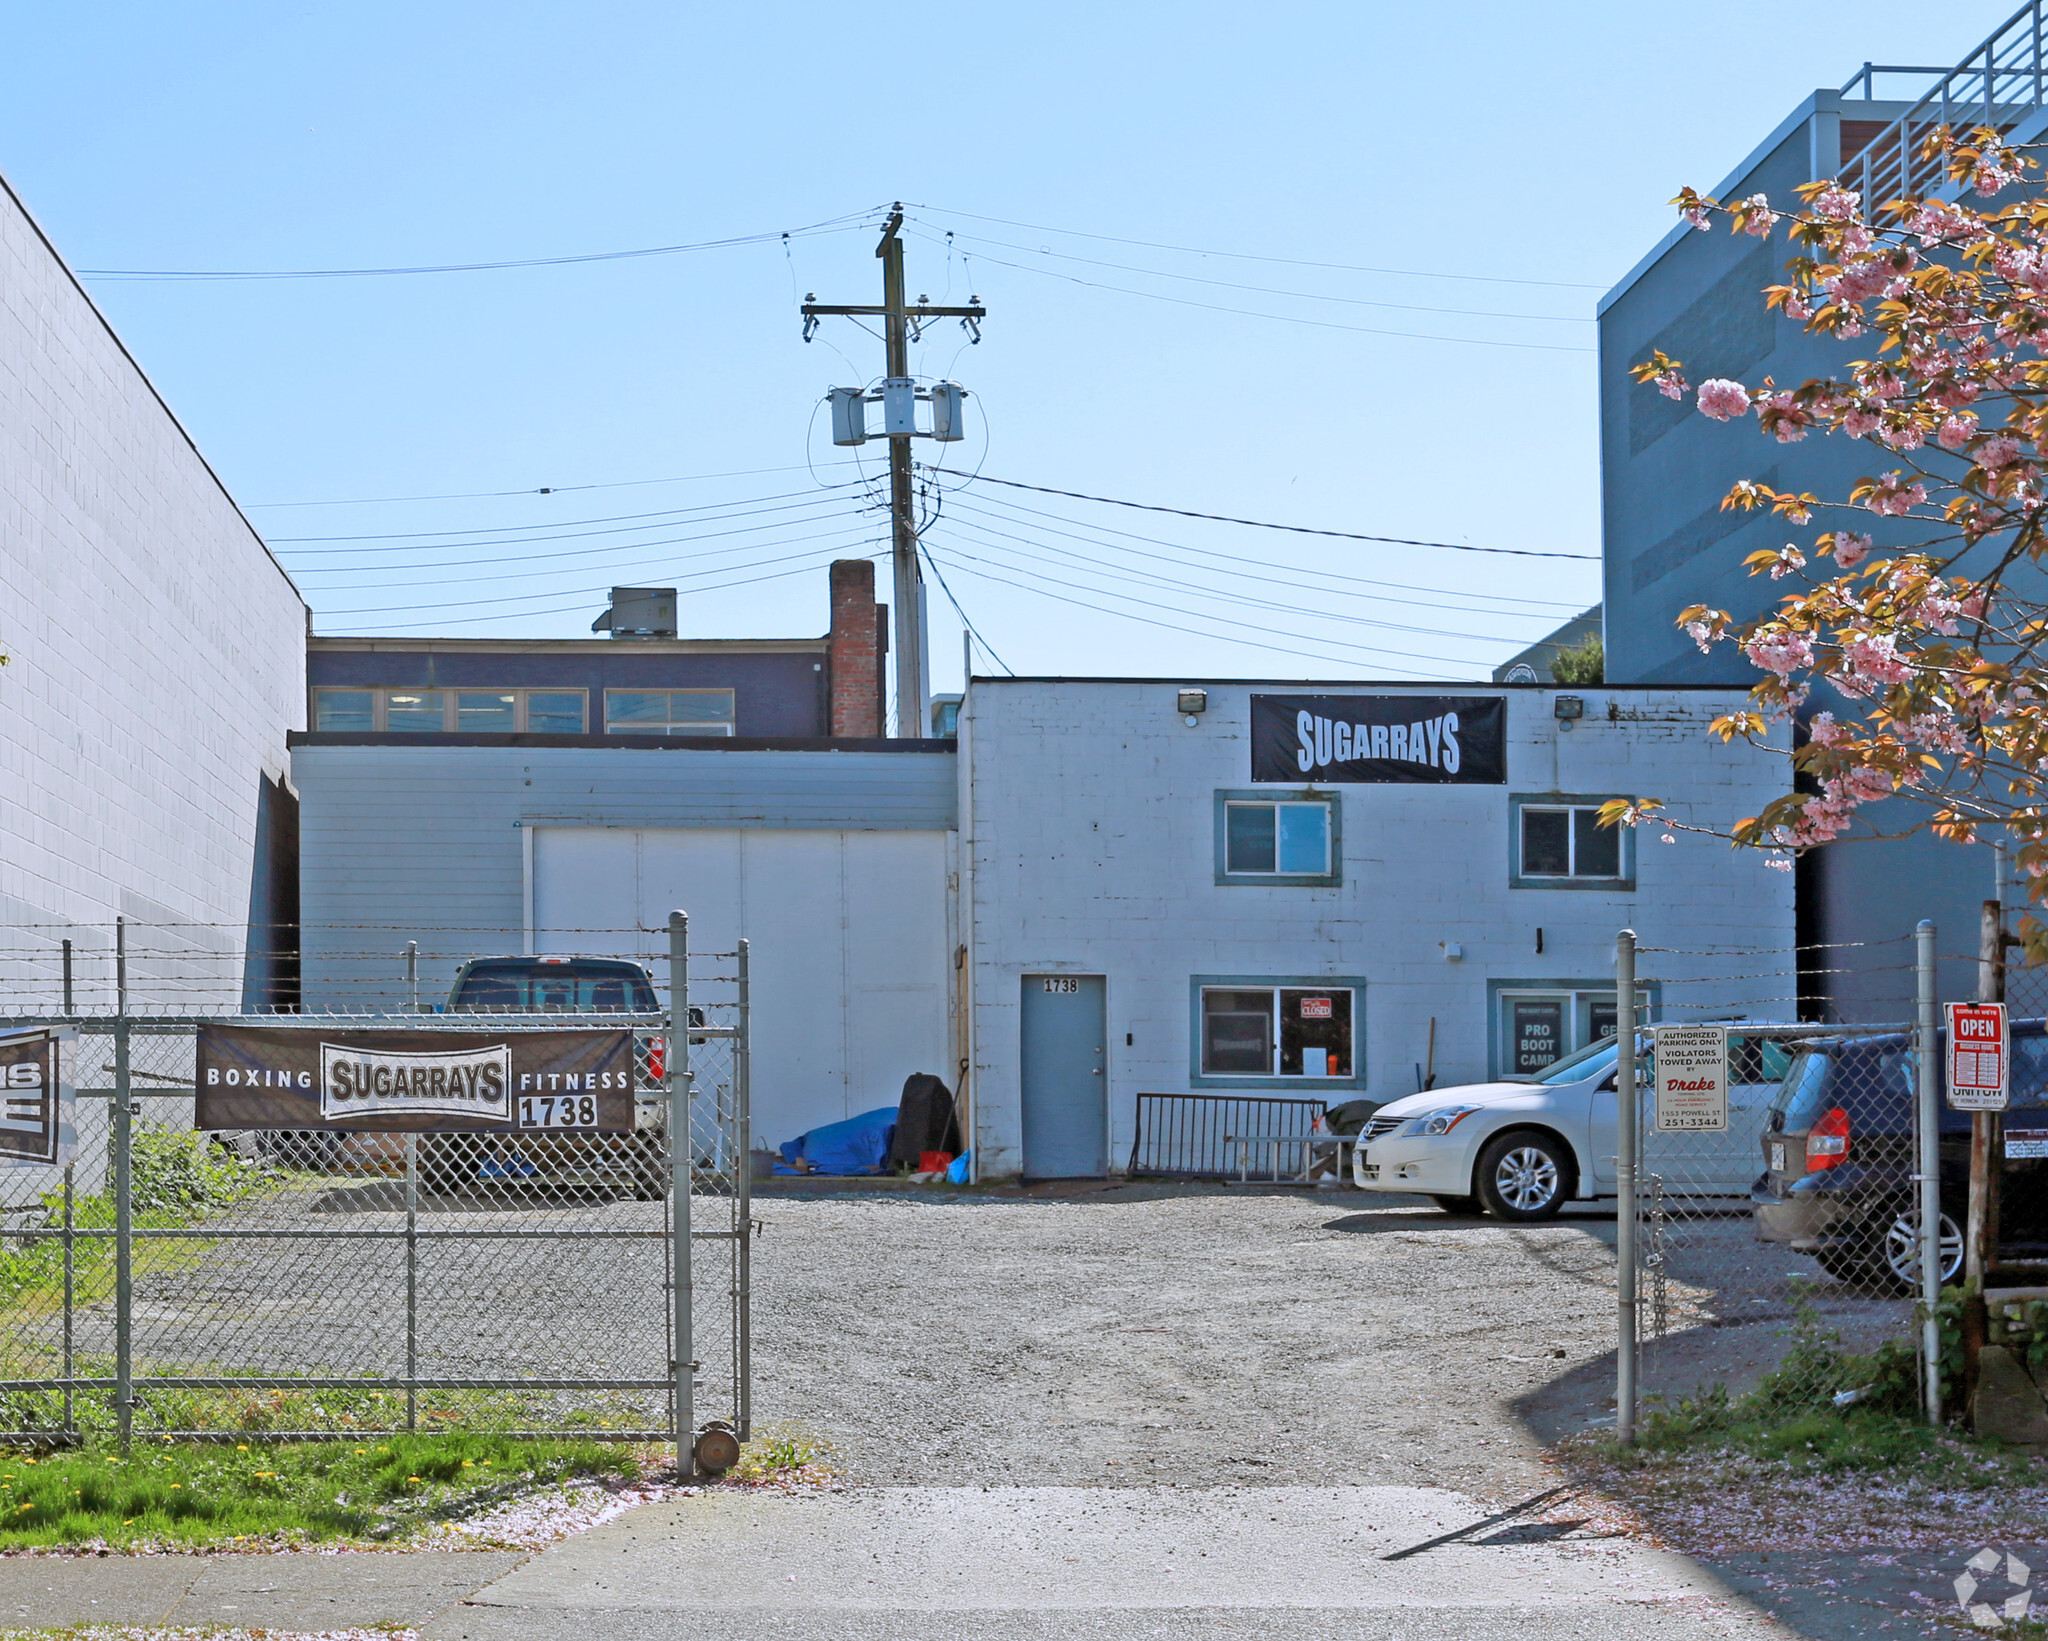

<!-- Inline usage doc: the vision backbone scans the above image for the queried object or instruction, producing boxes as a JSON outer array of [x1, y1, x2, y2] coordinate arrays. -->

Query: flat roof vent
[[592, 587, 677, 639]]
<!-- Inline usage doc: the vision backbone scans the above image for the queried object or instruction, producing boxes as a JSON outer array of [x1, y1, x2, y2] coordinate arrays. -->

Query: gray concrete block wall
[[0, 171, 305, 1011], [962, 681, 1795, 1179]]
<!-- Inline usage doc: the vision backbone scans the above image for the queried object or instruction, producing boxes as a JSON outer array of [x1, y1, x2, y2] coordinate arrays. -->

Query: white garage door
[[529, 827, 951, 1150]]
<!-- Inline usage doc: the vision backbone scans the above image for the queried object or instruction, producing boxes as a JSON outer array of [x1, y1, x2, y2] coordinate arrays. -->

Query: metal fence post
[[736, 937, 752, 1441], [60, 939, 72, 1014], [113, 1015, 133, 1453], [1616, 929, 1638, 1446], [668, 911, 695, 1478], [1917, 919, 1943, 1425], [405, 1134, 419, 1432]]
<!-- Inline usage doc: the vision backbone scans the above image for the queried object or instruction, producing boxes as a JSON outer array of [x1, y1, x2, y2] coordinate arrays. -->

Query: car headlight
[[1396, 1105, 1479, 1138]]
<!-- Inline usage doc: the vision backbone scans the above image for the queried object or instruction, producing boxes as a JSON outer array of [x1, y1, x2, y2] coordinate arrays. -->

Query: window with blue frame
[[1213, 791, 1339, 886]]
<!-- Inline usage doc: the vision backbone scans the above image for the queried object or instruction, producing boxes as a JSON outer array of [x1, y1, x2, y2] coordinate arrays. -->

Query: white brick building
[[959, 679, 1794, 1180], [0, 169, 306, 1010]]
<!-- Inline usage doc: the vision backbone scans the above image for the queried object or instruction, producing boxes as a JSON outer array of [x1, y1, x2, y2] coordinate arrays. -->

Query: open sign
[[1946, 1002, 2009, 1111]]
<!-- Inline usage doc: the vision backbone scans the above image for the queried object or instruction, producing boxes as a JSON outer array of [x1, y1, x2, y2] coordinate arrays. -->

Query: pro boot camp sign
[[0, 1027, 74, 1167], [195, 1025, 638, 1133], [1250, 694, 1506, 784]]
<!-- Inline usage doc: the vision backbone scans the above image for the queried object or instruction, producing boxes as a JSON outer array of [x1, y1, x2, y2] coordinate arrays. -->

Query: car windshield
[[1537, 1037, 1621, 1085], [449, 960, 657, 1012]]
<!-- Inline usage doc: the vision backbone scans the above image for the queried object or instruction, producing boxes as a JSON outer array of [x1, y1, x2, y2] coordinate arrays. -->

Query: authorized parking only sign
[[1652, 1025, 1729, 1132], [1946, 1002, 2009, 1111]]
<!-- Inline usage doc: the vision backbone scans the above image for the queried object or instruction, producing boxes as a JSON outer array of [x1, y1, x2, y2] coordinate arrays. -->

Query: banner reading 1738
[[1250, 694, 1507, 784], [195, 1025, 638, 1133]]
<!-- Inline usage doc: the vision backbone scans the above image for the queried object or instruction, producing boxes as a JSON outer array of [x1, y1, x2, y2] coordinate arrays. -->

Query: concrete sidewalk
[[0, 1485, 2017, 1639]]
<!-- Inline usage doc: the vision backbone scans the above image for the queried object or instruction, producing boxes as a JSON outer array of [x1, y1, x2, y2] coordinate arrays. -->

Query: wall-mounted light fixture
[[1177, 688, 1207, 727], [1554, 695, 1585, 732]]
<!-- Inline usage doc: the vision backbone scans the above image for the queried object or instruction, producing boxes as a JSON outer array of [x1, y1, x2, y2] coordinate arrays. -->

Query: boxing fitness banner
[[1250, 694, 1507, 784], [0, 1027, 73, 1166], [195, 1025, 639, 1133]]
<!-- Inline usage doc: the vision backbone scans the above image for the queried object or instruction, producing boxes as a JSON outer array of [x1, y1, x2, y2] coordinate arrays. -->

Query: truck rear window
[[450, 961, 657, 1012]]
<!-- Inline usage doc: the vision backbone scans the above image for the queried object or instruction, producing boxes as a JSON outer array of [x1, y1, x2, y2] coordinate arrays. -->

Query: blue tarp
[[777, 1106, 897, 1176]]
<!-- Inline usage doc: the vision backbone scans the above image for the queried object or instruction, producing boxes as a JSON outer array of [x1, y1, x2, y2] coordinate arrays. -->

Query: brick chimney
[[828, 560, 886, 738]]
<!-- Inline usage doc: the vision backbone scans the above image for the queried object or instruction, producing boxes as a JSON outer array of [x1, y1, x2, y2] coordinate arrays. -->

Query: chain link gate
[[0, 926, 751, 1470], [1619, 930, 1938, 1427]]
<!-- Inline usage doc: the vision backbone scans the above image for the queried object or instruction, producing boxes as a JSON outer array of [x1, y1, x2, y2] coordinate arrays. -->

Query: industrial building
[[1596, 6, 2048, 1013], [0, 165, 306, 1014]]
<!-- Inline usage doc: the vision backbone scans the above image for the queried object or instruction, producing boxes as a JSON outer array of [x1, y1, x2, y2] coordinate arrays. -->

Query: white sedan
[[1351, 1029, 1802, 1220]]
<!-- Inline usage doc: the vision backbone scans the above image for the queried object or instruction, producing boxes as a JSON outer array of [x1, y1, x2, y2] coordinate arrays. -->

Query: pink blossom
[[1827, 261, 1891, 305], [1864, 476, 1928, 516], [1768, 544, 1806, 580], [1785, 293, 1812, 321], [1841, 225, 1874, 255], [1760, 391, 1810, 443], [1832, 531, 1873, 568], [1684, 207, 1711, 231], [1697, 379, 1750, 421], [1957, 587, 1989, 620], [1843, 409, 1881, 439], [1807, 710, 1845, 746], [1651, 368, 1688, 400], [1879, 421, 1925, 452], [1837, 631, 1915, 695], [1744, 629, 1814, 677], [1740, 193, 1779, 236], [1978, 435, 2024, 470], [1938, 416, 1977, 450], [1684, 619, 1714, 654]]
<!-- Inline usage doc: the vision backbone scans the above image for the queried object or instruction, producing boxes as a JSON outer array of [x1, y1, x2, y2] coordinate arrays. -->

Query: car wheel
[[1475, 1132, 1572, 1222], [1877, 1205, 1964, 1293], [1429, 1194, 1479, 1215]]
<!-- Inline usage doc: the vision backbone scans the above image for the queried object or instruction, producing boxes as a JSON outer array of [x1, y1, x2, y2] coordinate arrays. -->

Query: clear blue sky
[[0, 1, 2011, 707]]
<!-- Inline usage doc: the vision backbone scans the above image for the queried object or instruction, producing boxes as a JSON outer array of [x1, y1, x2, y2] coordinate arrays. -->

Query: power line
[[936, 514, 1540, 648], [911, 205, 1608, 291], [926, 225, 1591, 324], [266, 485, 861, 545], [74, 213, 878, 281], [936, 471, 1600, 561], [923, 547, 1455, 680], [921, 233, 1597, 355], [292, 522, 879, 597], [945, 489, 1587, 617], [916, 544, 1013, 677], [313, 547, 883, 630], [245, 460, 866, 508], [925, 538, 1493, 672]]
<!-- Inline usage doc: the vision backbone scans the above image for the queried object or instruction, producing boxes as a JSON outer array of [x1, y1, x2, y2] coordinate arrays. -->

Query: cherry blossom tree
[[1614, 128, 2048, 939]]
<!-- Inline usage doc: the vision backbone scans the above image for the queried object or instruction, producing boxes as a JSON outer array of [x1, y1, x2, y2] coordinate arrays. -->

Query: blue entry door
[[1020, 974, 1108, 1178]]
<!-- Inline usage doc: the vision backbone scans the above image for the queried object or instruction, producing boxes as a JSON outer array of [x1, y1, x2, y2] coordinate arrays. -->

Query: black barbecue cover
[[888, 1073, 962, 1168]]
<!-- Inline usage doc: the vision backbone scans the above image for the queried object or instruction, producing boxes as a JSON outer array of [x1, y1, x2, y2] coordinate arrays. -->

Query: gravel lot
[[43, 1174, 1913, 1500], [750, 1183, 1624, 1500]]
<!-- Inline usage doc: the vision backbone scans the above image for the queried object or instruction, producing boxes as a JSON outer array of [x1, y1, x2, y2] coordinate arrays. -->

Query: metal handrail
[[1840, 1, 2048, 201]]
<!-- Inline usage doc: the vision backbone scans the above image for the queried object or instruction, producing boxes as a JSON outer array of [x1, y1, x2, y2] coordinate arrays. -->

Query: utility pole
[[802, 206, 984, 738]]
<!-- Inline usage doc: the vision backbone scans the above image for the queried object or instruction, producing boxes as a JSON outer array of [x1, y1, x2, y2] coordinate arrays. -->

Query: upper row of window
[[1220, 793, 1628, 885], [313, 687, 737, 736]]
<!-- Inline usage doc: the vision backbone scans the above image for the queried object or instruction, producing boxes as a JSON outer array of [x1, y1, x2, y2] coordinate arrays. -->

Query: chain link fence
[[1628, 1013, 1930, 1416], [0, 930, 750, 1464]]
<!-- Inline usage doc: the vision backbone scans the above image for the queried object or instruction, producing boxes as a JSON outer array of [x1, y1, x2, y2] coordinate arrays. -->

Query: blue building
[[1597, 6, 2048, 1015]]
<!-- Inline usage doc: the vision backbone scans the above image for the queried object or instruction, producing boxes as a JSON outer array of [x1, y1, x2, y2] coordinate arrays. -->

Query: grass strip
[[0, 1433, 633, 1550]]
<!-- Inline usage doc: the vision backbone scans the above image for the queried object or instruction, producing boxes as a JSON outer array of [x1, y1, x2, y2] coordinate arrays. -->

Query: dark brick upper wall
[[308, 648, 829, 736]]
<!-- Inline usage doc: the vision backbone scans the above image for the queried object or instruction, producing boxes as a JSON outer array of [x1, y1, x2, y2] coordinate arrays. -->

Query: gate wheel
[[694, 1424, 742, 1474]]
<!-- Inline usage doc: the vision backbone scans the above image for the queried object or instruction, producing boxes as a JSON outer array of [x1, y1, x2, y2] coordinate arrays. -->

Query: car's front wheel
[[1475, 1132, 1572, 1222]]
